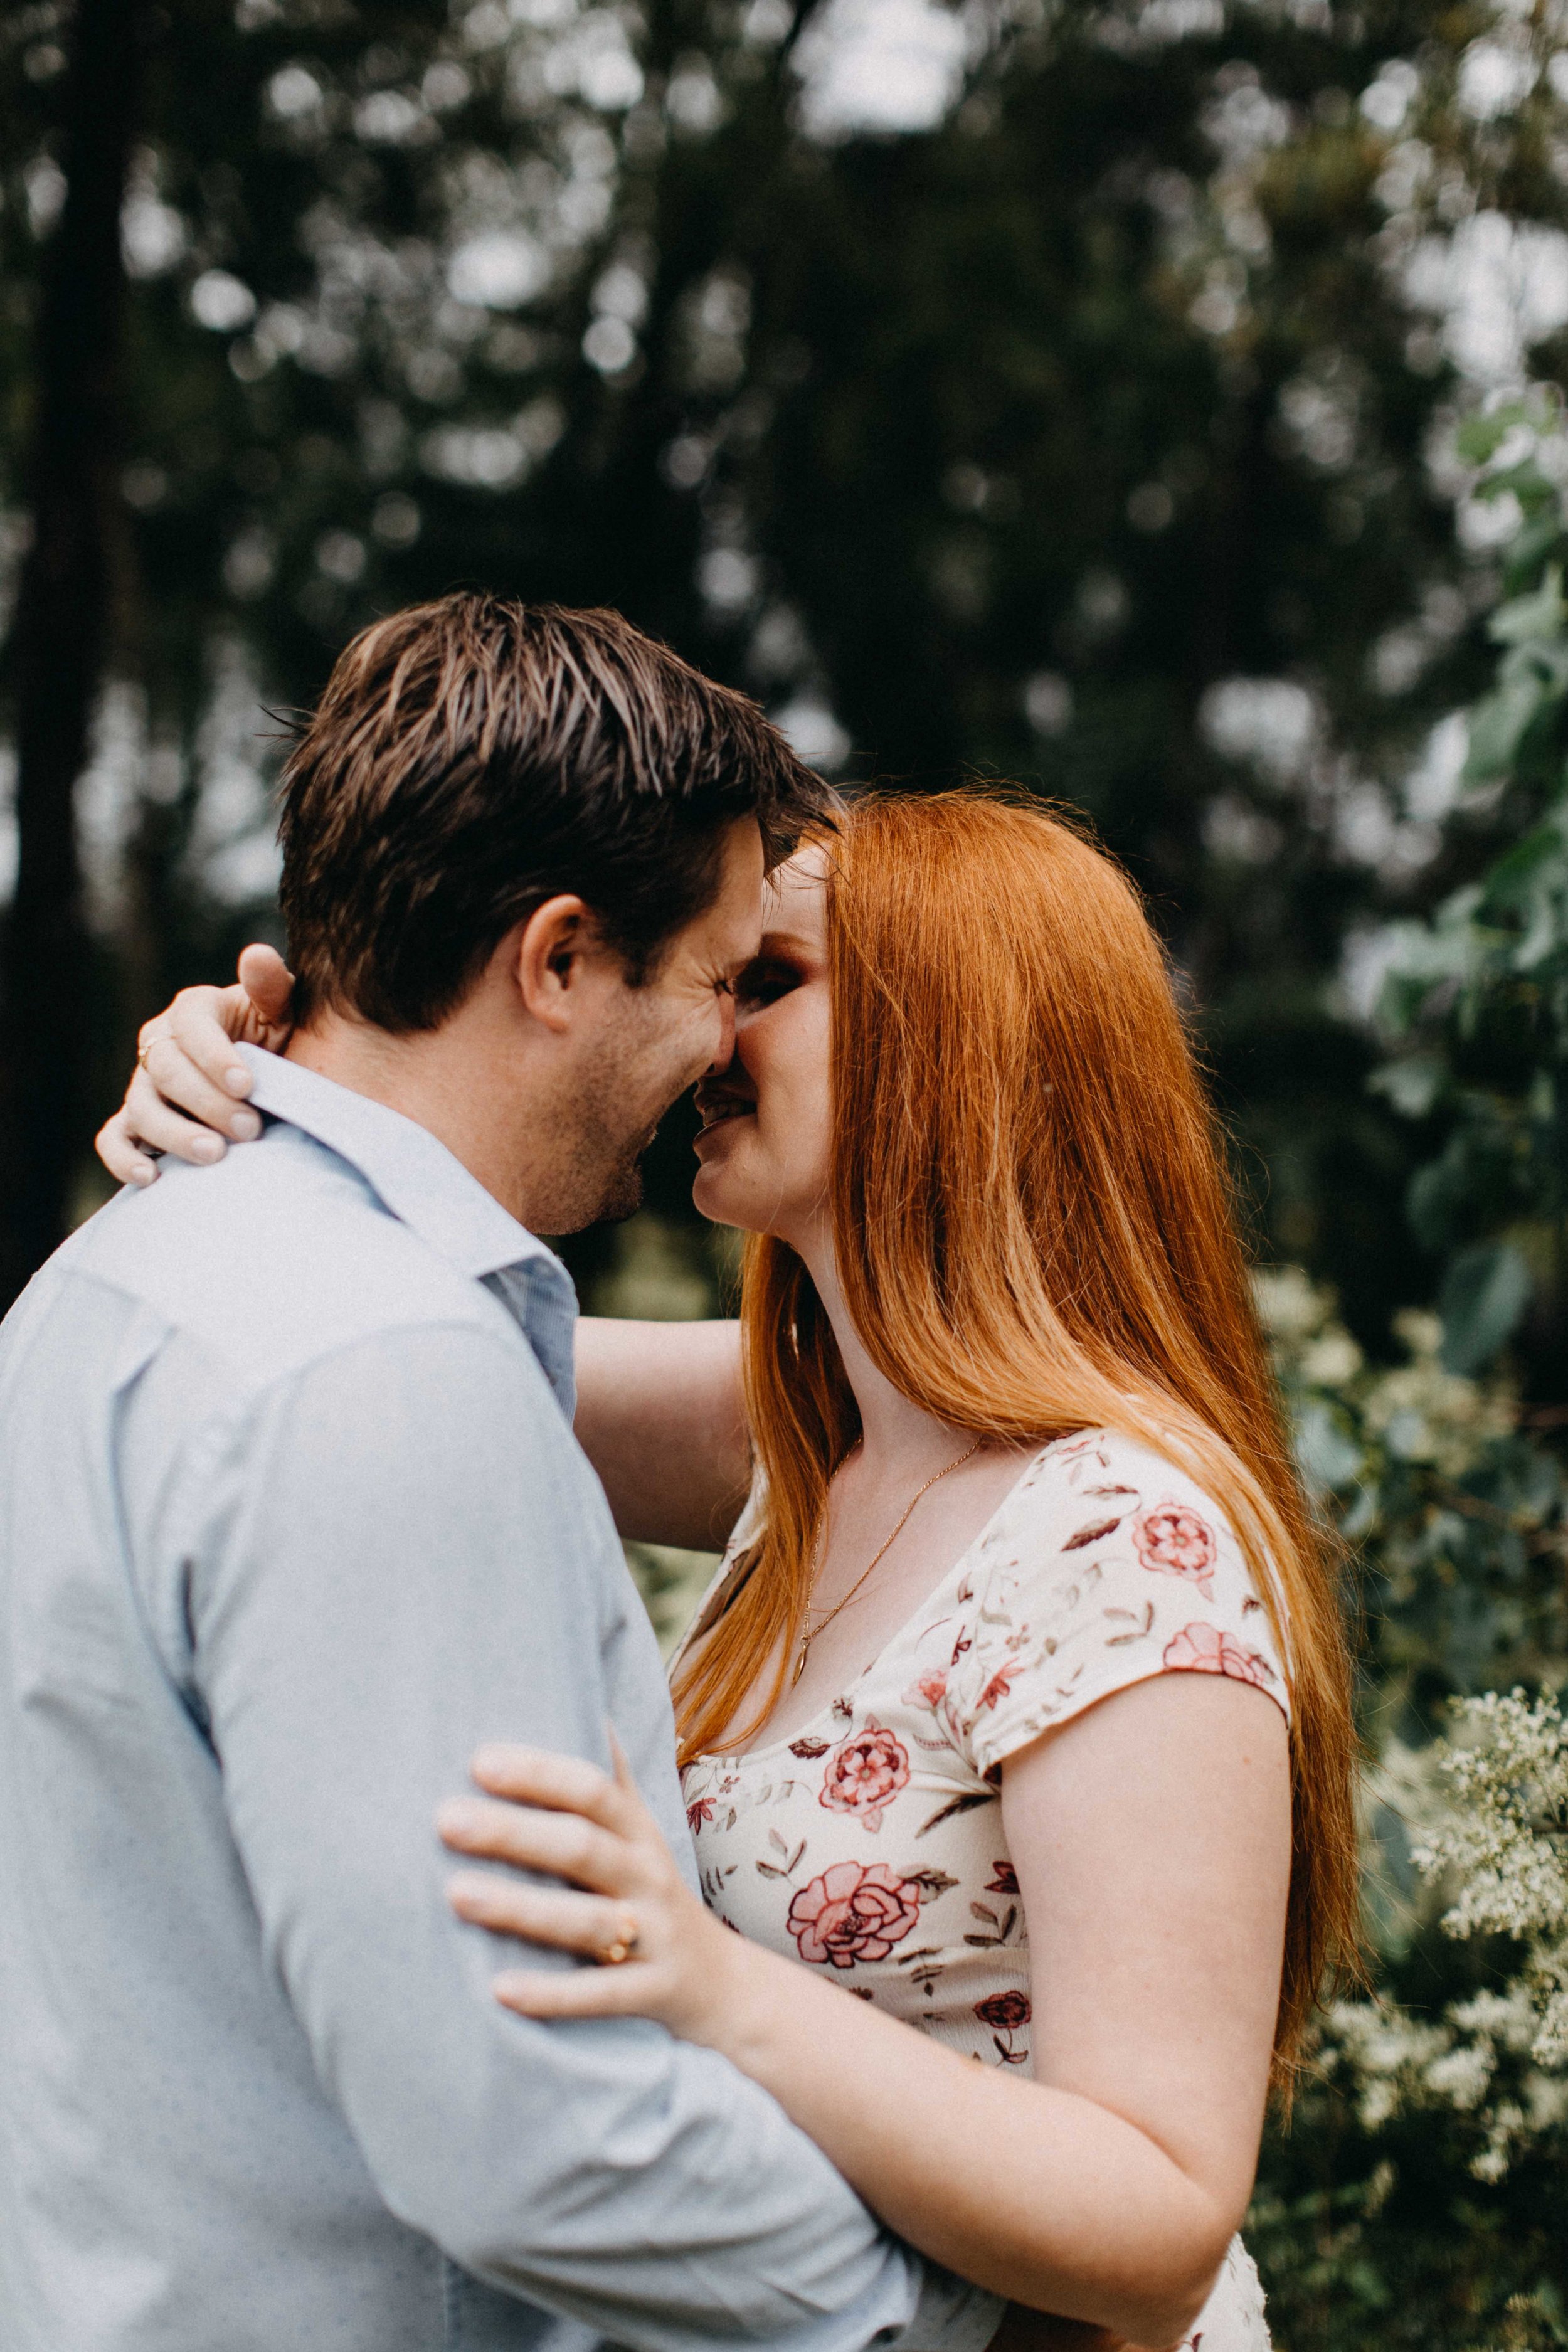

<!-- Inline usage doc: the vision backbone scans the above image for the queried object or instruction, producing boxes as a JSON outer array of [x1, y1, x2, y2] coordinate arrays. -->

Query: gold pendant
[[792, 1642, 809, 1686]]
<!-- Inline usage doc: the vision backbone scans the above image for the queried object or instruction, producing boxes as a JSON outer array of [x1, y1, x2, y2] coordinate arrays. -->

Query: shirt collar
[[236, 1046, 578, 1416]]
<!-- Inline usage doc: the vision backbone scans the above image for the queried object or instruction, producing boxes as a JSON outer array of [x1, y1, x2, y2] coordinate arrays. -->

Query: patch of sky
[[445, 228, 551, 308], [186, 642, 285, 910], [793, 0, 972, 140], [1199, 675, 1318, 787], [1402, 212, 1568, 386], [773, 697, 851, 770]]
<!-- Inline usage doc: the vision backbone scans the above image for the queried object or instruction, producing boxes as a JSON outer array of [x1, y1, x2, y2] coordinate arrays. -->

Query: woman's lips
[[695, 1103, 754, 1142]]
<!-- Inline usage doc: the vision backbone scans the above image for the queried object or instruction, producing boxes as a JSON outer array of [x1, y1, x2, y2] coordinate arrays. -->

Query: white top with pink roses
[[675, 1427, 1288, 2352]]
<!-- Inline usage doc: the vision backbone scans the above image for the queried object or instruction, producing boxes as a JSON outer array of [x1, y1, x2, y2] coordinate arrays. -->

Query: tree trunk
[[0, 0, 144, 1311]]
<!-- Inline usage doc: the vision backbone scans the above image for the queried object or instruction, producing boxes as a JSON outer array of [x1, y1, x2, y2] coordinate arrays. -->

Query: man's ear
[[514, 895, 599, 1034]]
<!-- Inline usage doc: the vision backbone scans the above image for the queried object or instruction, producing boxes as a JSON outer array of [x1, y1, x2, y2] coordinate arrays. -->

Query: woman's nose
[[716, 993, 770, 1078]]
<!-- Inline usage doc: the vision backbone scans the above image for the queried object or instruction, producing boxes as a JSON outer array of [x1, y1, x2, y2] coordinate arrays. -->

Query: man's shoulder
[[66, 1126, 526, 1395]]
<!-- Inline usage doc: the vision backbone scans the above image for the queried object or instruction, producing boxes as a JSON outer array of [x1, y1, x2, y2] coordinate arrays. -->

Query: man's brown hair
[[277, 595, 830, 1030]]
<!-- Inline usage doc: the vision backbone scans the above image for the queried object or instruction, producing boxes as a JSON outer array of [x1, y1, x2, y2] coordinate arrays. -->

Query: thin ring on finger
[[597, 1910, 641, 1966]]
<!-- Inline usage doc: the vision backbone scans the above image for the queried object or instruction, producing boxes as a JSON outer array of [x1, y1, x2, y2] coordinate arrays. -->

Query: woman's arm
[[574, 1317, 749, 1547], [95, 953, 750, 1545], [438, 1674, 1290, 2348]]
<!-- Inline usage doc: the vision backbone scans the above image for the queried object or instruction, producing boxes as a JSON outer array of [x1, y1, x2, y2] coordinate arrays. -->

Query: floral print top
[[675, 1428, 1288, 2352]]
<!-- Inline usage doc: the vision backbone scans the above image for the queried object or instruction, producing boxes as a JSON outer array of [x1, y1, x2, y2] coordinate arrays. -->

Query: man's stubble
[[539, 991, 692, 1234]]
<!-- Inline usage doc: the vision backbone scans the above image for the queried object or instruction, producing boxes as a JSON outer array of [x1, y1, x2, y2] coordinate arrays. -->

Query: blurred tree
[[0, 0, 146, 1300], [6, 0, 1568, 1322]]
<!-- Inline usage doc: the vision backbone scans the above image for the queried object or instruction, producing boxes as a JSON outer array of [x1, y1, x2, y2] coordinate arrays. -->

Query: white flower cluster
[[1419, 1692, 1568, 2061], [1253, 1266, 1515, 1502], [1250, 1268, 1568, 2181], [1324, 1692, 1568, 2178], [1361, 1315, 1517, 1478]]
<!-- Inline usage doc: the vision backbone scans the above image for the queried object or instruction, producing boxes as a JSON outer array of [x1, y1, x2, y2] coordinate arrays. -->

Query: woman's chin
[[691, 1160, 742, 1225], [692, 1134, 759, 1229]]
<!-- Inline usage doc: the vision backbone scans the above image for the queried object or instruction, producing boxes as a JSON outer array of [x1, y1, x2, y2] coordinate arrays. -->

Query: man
[[0, 598, 1002, 2352]]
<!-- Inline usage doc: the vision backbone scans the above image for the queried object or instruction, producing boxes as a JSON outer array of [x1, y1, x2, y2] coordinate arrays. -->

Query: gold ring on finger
[[597, 1912, 641, 1966]]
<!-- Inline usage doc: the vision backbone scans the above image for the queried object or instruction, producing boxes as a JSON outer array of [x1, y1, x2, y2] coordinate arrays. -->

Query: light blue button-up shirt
[[0, 1052, 1002, 2352]]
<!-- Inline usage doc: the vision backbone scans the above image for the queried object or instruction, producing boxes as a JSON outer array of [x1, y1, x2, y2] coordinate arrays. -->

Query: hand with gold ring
[[438, 1736, 746, 2043], [95, 944, 297, 1190], [598, 1912, 641, 1966]]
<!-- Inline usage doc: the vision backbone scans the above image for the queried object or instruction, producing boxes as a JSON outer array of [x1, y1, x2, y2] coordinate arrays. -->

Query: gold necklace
[[792, 1439, 983, 1687]]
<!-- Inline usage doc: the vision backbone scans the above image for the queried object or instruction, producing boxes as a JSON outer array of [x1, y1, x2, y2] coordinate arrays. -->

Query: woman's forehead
[[761, 842, 829, 938]]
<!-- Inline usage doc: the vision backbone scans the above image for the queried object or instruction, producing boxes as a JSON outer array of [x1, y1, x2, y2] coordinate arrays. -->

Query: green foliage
[[1375, 404, 1568, 1381], [1258, 1270, 1567, 1712], [1249, 1688, 1568, 2352], [1250, 2069, 1568, 2352], [1253, 455, 1568, 2352], [1248, 1266, 1568, 2349]]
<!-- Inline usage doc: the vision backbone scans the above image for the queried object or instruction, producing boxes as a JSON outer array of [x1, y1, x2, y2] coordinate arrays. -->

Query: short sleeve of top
[[941, 1428, 1290, 1778]]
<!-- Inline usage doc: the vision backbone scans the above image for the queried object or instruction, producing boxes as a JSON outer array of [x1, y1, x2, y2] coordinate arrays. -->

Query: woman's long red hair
[[672, 788, 1360, 2085]]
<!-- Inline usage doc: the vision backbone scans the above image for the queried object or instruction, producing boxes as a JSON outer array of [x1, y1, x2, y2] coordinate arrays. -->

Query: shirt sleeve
[[181, 1321, 996, 2352], [946, 1431, 1290, 1779]]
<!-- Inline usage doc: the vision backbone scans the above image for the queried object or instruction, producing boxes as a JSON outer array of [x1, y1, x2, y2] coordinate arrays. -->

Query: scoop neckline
[[692, 1432, 1079, 1768]]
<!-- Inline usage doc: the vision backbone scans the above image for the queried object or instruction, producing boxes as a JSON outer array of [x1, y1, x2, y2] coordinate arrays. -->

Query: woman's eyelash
[[736, 961, 800, 1007]]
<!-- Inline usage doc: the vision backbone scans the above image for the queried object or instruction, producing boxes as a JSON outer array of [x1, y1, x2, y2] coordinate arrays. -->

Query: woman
[[100, 790, 1359, 2350]]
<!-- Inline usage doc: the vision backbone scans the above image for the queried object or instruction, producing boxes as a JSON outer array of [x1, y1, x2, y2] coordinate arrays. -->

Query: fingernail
[[192, 1135, 225, 1164], [229, 1110, 261, 1140], [223, 1067, 252, 1098], [130, 1163, 157, 1188], [492, 1972, 538, 2006]]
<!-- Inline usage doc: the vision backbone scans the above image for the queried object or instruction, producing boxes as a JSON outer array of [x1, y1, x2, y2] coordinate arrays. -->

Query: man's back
[[0, 1096, 613, 2348], [0, 1063, 941, 2352]]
